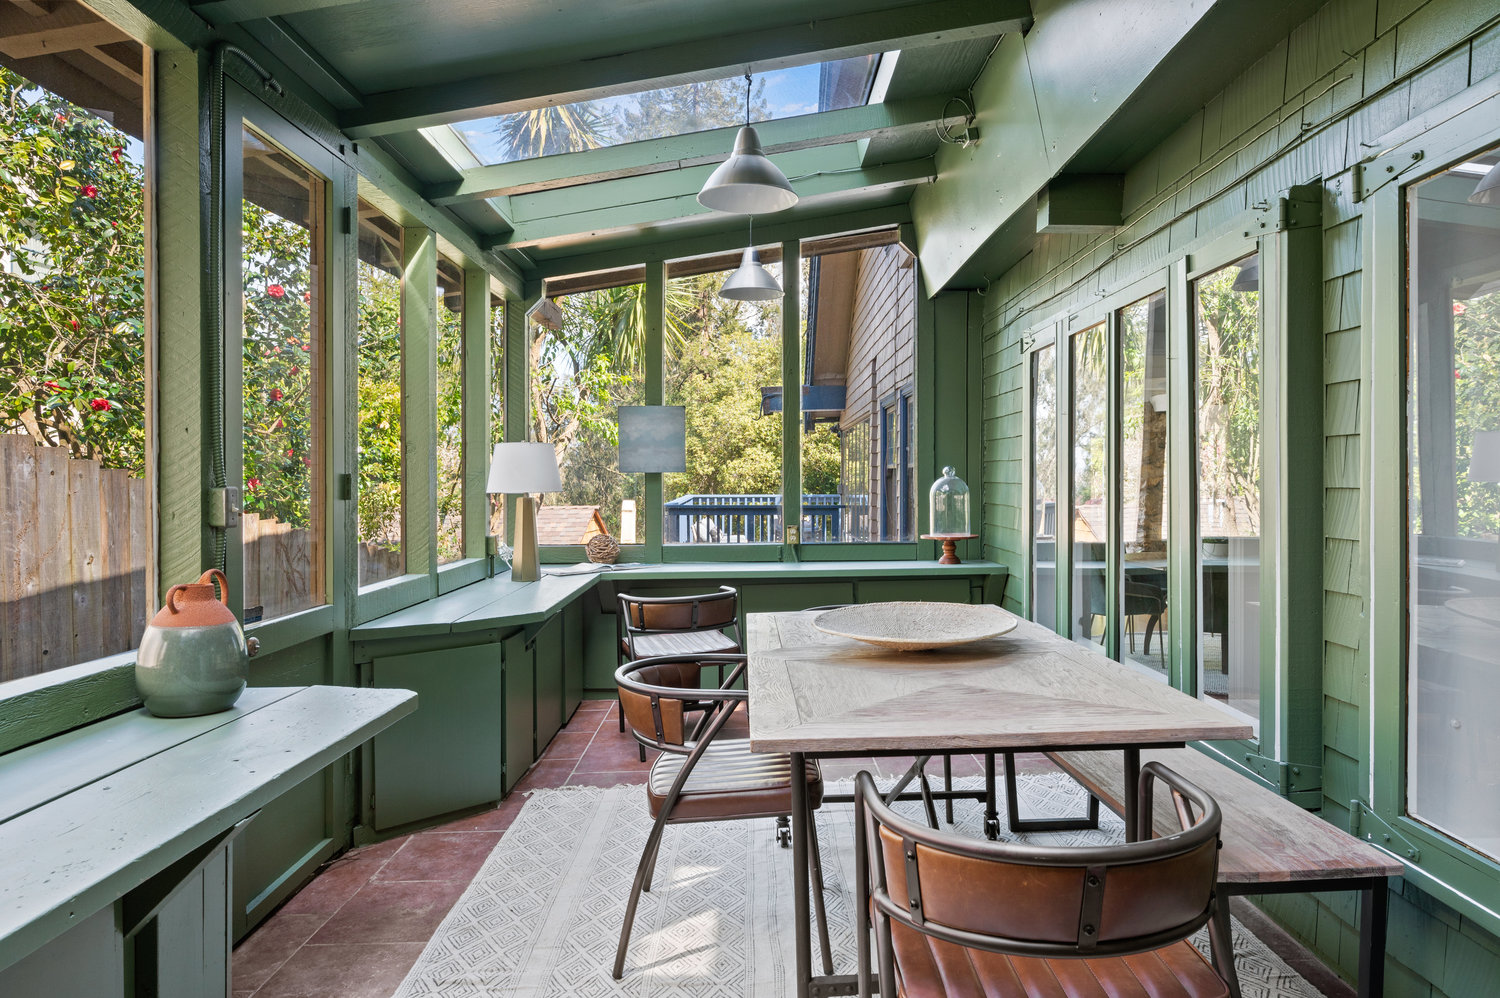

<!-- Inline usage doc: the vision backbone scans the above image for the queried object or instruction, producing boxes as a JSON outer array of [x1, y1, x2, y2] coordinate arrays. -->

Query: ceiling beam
[[0, 21, 124, 58], [490, 157, 934, 250], [426, 96, 965, 205], [1036, 174, 1122, 234], [340, 0, 1030, 138], [187, 0, 364, 24]]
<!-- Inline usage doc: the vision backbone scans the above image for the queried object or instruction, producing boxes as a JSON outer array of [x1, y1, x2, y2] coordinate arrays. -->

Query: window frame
[[1363, 91, 1500, 937], [1021, 316, 1062, 632]]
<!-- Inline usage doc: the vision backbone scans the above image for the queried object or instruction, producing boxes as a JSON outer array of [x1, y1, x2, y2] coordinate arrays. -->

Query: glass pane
[[1406, 149, 1500, 858], [663, 261, 782, 544], [436, 255, 465, 565], [1194, 254, 1261, 719], [355, 201, 404, 586], [539, 285, 645, 545], [1071, 323, 1108, 649], [240, 125, 325, 621], [488, 289, 505, 539], [0, 22, 149, 678], [1032, 345, 1058, 627], [798, 241, 916, 542], [1119, 290, 1169, 677]]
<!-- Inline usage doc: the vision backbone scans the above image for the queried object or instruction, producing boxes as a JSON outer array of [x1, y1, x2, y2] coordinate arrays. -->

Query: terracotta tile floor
[[232, 699, 1348, 997]]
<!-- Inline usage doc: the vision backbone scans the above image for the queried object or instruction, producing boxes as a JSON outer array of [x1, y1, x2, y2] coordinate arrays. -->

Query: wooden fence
[[0, 435, 148, 681]]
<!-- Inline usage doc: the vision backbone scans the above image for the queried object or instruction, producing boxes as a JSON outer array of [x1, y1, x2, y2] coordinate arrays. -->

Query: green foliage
[[436, 285, 465, 562], [498, 104, 609, 160], [0, 66, 146, 473], [356, 260, 404, 549], [1195, 264, 1261, 535], [617, 79, 767, 143], [1454, 291, 1500, 539]]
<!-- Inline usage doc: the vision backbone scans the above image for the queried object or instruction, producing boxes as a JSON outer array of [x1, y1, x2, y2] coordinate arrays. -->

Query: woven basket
[[585, 534, 620, 564]]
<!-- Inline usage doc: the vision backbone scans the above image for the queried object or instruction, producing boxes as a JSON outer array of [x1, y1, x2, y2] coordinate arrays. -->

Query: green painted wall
[[971, 1, 1500, 994]]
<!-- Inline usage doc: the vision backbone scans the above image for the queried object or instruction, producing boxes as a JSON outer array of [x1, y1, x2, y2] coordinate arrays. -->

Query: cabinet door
[[534, 615, 564, 754], [501, 631, 535, 795], [371, 643, 504, 829], [562, 600, 584, 722], [856, 577, 972, 604]]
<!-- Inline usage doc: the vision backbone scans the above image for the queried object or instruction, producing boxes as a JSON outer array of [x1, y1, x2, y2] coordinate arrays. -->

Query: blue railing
[[664, 493, 870, 543]]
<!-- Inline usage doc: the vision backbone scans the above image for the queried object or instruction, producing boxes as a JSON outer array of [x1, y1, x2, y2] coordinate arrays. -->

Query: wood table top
[[747, 610, 1252, 755]]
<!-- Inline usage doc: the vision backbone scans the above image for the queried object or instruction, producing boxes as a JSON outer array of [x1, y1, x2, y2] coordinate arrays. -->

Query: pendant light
[[697, 72, 798, 215], [1469, 160, 1500, 205], [719, 217, 782, 301]]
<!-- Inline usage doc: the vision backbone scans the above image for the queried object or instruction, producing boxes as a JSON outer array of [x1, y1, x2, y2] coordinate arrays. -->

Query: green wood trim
[[661, 545, 785, 563], [461, 267, 489, 560], [0, 654, 139, 754], [1053, 324, 1071, 639], [501, 287, 534, 546], [154, 49, 212, 601], [401, 226, 437, 585], [796, 544, 920, 561], [353, 573, 433, 625], [243, 605, 336, 659], [1017, 323, 1037, 618], [436, 558, 487, 595], [644, 261, 665, 561], [781, 240, 802, 556], [1165, 257, 1194, 694]]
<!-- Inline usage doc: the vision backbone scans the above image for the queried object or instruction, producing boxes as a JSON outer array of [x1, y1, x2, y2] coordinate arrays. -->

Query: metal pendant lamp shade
[[719, 245, 782, 301], [697, 125, 798, 214], [1469, 161, 1500, 204]]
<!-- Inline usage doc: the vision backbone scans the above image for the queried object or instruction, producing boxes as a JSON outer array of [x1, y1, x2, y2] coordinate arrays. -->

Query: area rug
[[392, 774, 1325, 997]]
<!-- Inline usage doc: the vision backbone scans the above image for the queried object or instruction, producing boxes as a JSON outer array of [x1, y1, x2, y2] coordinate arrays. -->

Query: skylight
[[448, 55, 880, 167]]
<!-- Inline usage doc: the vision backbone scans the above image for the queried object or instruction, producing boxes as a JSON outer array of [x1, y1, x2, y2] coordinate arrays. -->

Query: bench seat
[[1046, 747, 1403, 885]]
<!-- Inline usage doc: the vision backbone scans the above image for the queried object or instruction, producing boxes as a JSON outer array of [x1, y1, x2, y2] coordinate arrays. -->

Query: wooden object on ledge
[[921, 532, 978, 565]]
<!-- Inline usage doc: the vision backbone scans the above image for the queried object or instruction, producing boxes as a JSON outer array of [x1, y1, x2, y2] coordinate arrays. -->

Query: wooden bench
[[0, 685, 416, 997], [1047, 747, 1403, 998]]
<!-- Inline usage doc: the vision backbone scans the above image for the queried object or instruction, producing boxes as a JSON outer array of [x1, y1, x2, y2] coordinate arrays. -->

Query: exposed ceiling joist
[[0, 20, 122, 57], [426, 96, 966, 205], [340, 0, 1030, 138], [188, 0, 363, 24], [491, 157, 933, 250]]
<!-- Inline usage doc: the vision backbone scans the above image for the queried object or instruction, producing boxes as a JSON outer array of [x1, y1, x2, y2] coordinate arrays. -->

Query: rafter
[[490, 157, 934, 250], [187, 0, 364, 24], [426, 96, 965, 205], [340, 0, 1030, 138]]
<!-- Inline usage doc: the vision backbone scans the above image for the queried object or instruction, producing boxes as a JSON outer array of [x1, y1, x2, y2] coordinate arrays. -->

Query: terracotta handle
[[165, 583, 188, 614], [198, 568, 230, 607]]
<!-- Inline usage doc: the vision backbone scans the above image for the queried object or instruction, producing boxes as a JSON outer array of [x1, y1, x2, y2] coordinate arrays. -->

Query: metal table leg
[[1357, 881, 1388, 998], [1122, 748, 1141, 841], [791, 751, 812, 998]]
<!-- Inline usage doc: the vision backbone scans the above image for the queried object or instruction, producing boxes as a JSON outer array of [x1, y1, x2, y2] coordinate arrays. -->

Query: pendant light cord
[[744, 70, 752, 126]]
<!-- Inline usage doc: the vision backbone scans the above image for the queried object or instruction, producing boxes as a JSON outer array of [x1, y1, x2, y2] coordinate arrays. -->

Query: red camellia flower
[[1453, 301, 1467, 315], [270, 387, 284, 401], [247, 477, 261, 491], [69, 319, 79, 329], [112, 147, 124, 164], [43, 381, 60, 391], [81, 185, 98, 198], [302, 457, 312, 467], [89, 398, 111, 411], [290, 366, 300, 376], [272, 418, 284, 430], [302, 291, 311, 302], [267, 284, 286, 298], [54, 112, 66, 123]]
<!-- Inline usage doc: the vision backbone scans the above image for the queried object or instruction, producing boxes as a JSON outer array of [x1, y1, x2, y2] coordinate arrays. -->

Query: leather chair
[[854, 762, 1238, 998], [612, 653, 832, 979], [616, 587, 742, 758]]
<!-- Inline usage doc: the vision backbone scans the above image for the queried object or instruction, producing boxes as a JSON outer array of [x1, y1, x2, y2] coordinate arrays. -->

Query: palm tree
[[497, 103, 610, 160]]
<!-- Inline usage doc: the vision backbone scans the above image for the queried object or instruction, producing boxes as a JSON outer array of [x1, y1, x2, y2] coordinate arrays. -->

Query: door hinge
[[1349, 801, 1421, 863], [1237, 751, 1321, 794]]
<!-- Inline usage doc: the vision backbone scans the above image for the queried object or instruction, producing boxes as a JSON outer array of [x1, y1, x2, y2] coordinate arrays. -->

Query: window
[[238, 125, 326, 623], [1118, 291, 1170, 676], [355, 202, 404, 587], [0, 6, 148, 676], [1193, 254, 1261, 720], [536, 284, 645, 546], [798, 240, 917, 543], [1404, 148, 1500, 858], [1031, 344, 1057, 626], [1070, 323, 1108, 649], [664, 259, 782, 544], [435, 254, 464, 564]]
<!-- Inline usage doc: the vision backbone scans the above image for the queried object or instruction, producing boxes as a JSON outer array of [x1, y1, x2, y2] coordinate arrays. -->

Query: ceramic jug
[[135, 568, 249, 717]]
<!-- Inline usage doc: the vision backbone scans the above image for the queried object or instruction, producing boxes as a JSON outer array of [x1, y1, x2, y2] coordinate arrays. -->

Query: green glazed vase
[[135, 568, 249, 717]]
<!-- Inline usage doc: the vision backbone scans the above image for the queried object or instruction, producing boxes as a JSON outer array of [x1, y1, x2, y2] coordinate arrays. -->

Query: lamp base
[[513, 496, 541, 582], [921, 533, 979, 565]]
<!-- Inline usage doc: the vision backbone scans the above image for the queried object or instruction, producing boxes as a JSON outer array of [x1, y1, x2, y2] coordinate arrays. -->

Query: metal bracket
[[1237, 750, 1322, 794], [208, 485, 241, 528], [1350, 801, 1422, 863], [1355, 148, 1425, 201]]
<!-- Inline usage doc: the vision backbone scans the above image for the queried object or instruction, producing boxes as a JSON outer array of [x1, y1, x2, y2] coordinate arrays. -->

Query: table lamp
[[487, 442, 562, 582], [1468, 430, 1500, 572]]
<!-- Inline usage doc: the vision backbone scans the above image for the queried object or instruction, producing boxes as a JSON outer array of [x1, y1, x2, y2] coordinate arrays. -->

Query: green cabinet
[[562, 599, 584, 721], [370, 643, 505, 829], [534, 615, 564, 755], [500, 631, 535, 795]]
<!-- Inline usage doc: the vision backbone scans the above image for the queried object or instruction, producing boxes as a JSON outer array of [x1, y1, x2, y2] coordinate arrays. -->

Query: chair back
[[618, 586, 738, 640], [856, 762, 1221, 959], [616, 653, 746, 750]]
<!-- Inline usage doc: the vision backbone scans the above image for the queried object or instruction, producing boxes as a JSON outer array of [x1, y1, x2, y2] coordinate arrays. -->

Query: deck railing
[[664, 493, 870, 543]]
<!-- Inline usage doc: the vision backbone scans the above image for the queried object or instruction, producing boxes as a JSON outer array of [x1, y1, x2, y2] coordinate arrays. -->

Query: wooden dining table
[[747, 609, 1253, 998]]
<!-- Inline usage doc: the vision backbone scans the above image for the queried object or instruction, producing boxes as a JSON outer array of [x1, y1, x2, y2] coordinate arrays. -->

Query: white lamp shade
[[696, 126, 798, 214], [1469, 431, 1500, 483], [719, 246, 783, 301], [1468, 161, 1500, 205], [487, 442, 562, 494]]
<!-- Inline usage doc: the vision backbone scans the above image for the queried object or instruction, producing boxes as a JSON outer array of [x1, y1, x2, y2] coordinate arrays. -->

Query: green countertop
[[350, 560, 1008, 641]]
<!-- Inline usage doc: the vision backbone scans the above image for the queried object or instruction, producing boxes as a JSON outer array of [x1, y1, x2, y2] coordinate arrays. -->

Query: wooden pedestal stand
[[921, 533, 979, 565]]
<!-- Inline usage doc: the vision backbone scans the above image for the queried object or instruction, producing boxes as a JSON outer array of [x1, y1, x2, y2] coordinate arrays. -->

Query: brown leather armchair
[[854, 762, 1238, 998], [612, 652, 832, 980]]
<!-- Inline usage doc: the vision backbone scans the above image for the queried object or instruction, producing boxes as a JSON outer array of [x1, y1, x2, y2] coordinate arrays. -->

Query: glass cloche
[[929, 466, 971, 535]]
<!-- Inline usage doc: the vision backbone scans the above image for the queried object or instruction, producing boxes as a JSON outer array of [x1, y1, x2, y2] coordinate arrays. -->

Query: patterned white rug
[[392, 774, 1326, 997]]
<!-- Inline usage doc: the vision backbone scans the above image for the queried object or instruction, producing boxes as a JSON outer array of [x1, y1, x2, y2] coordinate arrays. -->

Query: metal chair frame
[[854, 761, 1239, 998], [612, 653, 832, 980]]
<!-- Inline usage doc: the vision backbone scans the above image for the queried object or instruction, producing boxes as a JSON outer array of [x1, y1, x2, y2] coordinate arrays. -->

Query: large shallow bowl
[[812, 602, 1018, 652]]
